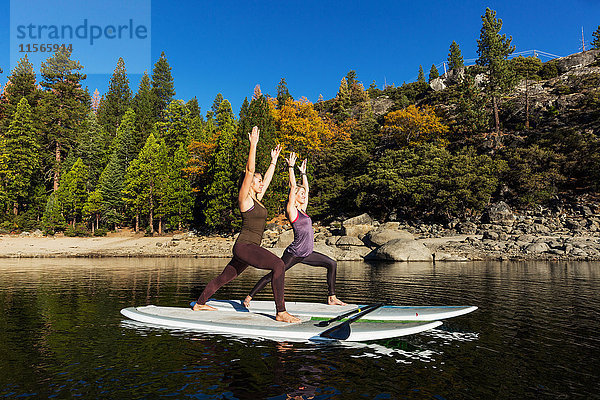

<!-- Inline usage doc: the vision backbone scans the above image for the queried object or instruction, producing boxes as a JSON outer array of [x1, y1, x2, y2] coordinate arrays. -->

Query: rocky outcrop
[[429, 78, 446, 92], [430, 67, 465, 91], [342, 213, 375, 237], [336, 236, 365, 247], [369, 95, 394, 116], [371, 239, 433, 262], [481, 201, 516, 225], [365, 226, 413, 246], [554, 49, 600, 74], [273, 229, 294, 248]]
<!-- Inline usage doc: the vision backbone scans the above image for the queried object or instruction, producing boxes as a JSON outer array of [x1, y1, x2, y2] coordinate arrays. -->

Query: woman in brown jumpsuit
[[192, 126, 300, 323]]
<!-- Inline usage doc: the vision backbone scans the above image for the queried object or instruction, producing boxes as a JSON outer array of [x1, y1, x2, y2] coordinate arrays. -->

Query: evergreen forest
[[0, 8, 599, 236]]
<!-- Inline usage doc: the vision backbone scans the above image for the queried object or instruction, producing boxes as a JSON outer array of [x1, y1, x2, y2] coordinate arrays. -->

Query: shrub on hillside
[[93, 227, 108, 237], [64, 223, 91, 237], [539, 60, 559, 80]]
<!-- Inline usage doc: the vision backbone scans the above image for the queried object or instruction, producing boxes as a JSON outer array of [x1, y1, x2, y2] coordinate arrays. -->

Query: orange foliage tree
[[271, 97, 350, 156], [382, 105, 449, 147], [185, 137, 216, 193]]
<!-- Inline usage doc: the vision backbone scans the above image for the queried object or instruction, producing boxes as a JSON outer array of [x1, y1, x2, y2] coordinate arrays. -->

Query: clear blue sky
[[1, 0, 599, 115]]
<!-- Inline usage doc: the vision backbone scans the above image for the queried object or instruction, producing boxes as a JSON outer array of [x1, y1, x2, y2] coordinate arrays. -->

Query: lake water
[[0, 258, 598, 399]]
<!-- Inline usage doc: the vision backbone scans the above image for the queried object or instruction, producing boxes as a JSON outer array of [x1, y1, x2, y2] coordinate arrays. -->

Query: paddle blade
[[319, 322, 351, 340], [318, 302, 385, 341]]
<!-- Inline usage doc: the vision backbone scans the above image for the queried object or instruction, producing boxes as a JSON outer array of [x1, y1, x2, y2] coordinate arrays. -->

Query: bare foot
[[276, 311, 301, 323], [193, 303, 217, 311], [328, 295, 347, 306], [243, 295, 252, 308]]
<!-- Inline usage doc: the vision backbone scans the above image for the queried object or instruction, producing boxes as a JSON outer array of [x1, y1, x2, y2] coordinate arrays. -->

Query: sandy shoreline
[[0, 233, 467, 259], [0, 234, 236, 258], [2, 232, 599, 261]]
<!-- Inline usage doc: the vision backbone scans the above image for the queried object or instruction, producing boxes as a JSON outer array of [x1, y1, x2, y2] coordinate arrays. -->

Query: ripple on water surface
[[0, 258, 599, 399]]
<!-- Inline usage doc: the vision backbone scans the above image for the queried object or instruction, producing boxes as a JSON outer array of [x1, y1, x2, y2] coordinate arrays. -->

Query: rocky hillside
[[369, 50, 600, 132], [436, 50, 600, 134]]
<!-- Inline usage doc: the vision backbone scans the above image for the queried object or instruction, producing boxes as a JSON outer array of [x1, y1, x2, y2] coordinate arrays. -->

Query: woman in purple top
[[244, 152, 346, 308]]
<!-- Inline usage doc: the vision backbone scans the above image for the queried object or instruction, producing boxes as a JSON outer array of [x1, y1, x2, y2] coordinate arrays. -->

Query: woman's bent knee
[[273, 258, 285, 272]]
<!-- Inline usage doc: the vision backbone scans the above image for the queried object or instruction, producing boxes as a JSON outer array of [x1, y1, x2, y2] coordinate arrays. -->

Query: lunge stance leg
[[194, 258, 248, 310], [300, 252, 346, 305], [233, 242, 288, 313], [246, 251, 303, 302]]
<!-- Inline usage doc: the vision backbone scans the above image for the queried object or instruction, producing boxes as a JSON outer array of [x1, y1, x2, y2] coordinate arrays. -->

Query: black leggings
[[249, 251, 338, 298], [197, 242, 287, 312]]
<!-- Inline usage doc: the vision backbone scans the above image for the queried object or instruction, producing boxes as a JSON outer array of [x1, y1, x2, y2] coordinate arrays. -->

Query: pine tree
[[1, 55, 39, 129], [91, 89, 101, 113], [161, 143, 194, 230], [276, 78, 292, 108], [429, 64, 440, 83], [211, 93, 224, 119], [239, 97, 250, 121], [512, 56, 543, 128], [41, 192, 66, 233], [334, 77, 351, 122], [186, 97, 201, 118], [97, 57, 132, 137], [345, 70, 368, 104], [235, 97, 252, 172], [98, 109, 138, 220], [417, 65, 426, 83], [56, 157, 88, 225], [236, 93, 277, 174], [453, 74, 489, 136], [98, 153, 124, 229], [592, 25, 600, 49], [0, 98, 40, 214], [476, 7, 516, 134], [346, 71, 358, 91], [39, 47, 88, 191], [151, 52, 175, 120], [215, 98, 235, 128], [109, 108, 139, 167], [157, 100, 191, 155], [252, 84, 262, 100], [188, 115, 204, 144], [448, 41, 464, 71], [316, 93, 325, 112], [28, 183, 48, 227], [123, 132, 168, 234], [68, 112, 110, 186], [132, 71, 155, 148], [83, 189, 103, 232], [204, 100, 237, 231]]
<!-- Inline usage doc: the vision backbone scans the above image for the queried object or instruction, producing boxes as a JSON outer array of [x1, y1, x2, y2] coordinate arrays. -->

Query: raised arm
[[239, 126, 259, 211], [285, 152, 298, 222], [256, 144, 281, 201], [297, 158, 309, 212]]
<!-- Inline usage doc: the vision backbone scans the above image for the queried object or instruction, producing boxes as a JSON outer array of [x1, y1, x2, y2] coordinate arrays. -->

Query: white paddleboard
[[120, 305, 442, 342], [205, 300, 478, 321]]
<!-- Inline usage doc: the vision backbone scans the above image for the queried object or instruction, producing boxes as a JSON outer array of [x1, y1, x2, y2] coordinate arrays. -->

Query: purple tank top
[[285, 209, 314, 257]]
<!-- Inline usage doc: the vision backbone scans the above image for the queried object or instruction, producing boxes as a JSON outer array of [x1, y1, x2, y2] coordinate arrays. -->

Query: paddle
[[315, 304, 376, 327], [319, 302, 385, 340]]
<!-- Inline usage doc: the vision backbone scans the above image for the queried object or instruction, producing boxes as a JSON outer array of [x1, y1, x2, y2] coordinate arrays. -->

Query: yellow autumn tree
[[186, 136, 216, 193], [271, 97, 350, 155], [382, 105, 449, 147]]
